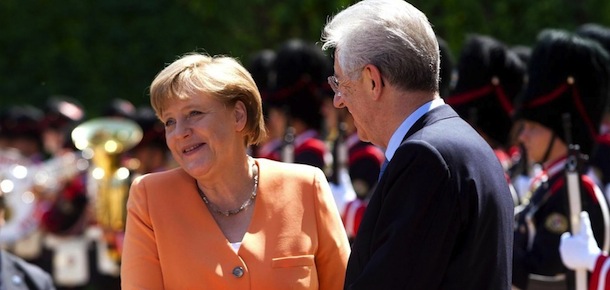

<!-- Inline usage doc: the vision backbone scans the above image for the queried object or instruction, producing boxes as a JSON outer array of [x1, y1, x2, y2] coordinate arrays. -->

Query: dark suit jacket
[[344, 105, 514, 290], [1, 251, 55, 290]]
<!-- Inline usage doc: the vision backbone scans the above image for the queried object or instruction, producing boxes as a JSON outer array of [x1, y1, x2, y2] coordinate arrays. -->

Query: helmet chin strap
[[540, 132, 556, 165]]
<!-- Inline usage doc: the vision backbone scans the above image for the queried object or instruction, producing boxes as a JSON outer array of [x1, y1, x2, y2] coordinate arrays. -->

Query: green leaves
[[1, 0, 608, 113]]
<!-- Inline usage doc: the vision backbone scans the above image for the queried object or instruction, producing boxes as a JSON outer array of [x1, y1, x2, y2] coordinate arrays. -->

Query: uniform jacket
[[341, 198, 367, 242], [253, 138, 282, 162], [590, 254, 610, 290], [121, 158, 350, 290], [513, 156, 610, 290], [346, 133, 384, 198], [344, 104, 515, 290], [293, 129, 328, 171], [1, 251, 55, 290]]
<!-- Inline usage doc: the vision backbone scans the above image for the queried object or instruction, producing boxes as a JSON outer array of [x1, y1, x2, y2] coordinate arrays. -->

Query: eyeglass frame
[[327, 76, 343, 97], [328, 66, 385, 98]]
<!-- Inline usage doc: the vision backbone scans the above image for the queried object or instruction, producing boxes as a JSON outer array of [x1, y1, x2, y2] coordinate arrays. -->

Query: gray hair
[[321, 0, 440, 92]]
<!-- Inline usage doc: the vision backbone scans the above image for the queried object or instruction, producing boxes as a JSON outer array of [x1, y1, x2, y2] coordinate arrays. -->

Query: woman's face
[[160, 94, 247, 178], [518, 120, 554, 164]]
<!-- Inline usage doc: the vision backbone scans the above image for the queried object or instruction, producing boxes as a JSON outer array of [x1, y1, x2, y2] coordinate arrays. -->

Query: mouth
[[183, 143, 205, 154]]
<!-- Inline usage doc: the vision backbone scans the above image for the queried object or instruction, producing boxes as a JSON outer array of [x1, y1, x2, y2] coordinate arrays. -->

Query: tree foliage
[[0, 0, 608, 115]]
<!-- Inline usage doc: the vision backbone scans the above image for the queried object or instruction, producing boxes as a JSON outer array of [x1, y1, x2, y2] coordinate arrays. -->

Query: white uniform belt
[[529, 273, 566, 282]]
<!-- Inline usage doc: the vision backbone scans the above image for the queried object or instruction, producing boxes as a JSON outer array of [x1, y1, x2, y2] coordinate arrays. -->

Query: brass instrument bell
[[71, 117, 142, 259]]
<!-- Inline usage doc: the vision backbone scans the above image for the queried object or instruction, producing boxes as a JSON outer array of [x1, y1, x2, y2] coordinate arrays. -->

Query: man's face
[[331, 57, 371, 143]]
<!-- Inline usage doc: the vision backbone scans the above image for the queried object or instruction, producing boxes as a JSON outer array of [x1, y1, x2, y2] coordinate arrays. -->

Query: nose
[[333, 93, 345, 109], [173, 120, 192, 139]]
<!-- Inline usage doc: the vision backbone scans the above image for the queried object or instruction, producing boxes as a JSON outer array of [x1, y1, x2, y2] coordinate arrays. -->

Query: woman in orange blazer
[[120, 52, 350, 290]]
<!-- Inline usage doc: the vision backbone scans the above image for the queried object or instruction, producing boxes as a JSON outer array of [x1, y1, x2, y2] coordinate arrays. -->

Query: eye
[[163, 118, 176, 127], [187, 110, 203, 118]]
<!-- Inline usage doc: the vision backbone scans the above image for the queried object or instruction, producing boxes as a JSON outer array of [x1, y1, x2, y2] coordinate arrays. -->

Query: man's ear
[[362, 64, 384, 100]]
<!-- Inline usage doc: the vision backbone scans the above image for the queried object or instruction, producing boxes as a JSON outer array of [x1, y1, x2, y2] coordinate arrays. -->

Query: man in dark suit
[[0, 190, 56, 289], [321, 0, 515, 289]]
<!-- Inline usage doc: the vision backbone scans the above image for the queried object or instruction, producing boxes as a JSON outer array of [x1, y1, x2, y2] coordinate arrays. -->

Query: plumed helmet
[[513, 29, 610, 155], [511, 45, 532, 67], [133, 106, 166, 151], [447, 34, 527, 147], [247, 49, 277, 118], [576, 23, 610, 53], [247, 49, 277, 97], [102, 98, 137, 119], [42, 95, 85, 130], [270, 38, 333, 131], [2, 104, 44, 140]]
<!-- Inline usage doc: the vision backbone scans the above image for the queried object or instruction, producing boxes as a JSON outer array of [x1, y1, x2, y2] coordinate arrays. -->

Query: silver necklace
[[196, 162, 259, 217]]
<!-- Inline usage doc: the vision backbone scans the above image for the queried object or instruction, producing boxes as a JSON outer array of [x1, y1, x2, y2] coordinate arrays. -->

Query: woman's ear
[[234, 100, 248, 132]]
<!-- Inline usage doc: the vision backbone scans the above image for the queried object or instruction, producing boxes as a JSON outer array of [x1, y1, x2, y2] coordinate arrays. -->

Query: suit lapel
[[1, 252, 30, 290], [401, 104, 456, 143], [371, 104, 459, 193]]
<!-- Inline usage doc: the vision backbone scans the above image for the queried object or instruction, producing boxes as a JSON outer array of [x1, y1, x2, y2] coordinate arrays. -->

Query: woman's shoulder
[[255, 157, 323, 174], [132, 167, 191, 188]]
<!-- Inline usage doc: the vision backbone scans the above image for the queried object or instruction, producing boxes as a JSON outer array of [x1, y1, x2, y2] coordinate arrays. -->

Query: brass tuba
[[71, 117, 142, 264]]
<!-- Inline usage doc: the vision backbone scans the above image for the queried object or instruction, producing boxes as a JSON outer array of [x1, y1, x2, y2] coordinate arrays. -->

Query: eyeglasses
[[327, 76, 342, 97]]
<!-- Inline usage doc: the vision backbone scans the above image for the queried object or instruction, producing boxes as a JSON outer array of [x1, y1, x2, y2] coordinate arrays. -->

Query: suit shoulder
[[2, 251, 54, 289]]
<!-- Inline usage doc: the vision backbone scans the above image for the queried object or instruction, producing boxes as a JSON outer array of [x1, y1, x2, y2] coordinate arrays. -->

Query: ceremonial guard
[[38, 96, 88, 236], [268, 39, 331, 170], [340, 111, 384, 242], [0, 99, 88, 289], [246, 49, 283, 161], [0, 105, 47, 261], [576, 23, 610, 199], [560, 211, 610, 290], [1, 105, 45, 163], [591, 123, 610, 198], [36, 96, 93, 290], [512, 29, 610, 290], [128, 106, 173, 177], [446, 34, 527, 205]]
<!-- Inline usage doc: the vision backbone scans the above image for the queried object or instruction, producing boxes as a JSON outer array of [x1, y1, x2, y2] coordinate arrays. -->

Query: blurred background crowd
[[1, 0, 610, 289]]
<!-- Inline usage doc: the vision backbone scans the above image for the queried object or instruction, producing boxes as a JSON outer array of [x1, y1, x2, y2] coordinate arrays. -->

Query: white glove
[[559, 211, 601, 271]]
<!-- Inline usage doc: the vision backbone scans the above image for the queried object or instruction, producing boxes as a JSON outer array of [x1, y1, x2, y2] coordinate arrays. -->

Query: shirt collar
[[385, 98, 445, 161]]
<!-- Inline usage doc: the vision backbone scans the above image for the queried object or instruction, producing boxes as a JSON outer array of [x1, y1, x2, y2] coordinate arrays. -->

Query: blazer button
[[232, 266, 244, 278]]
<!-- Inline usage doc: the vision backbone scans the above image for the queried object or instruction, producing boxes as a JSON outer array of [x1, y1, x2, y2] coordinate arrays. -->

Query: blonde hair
[[150, 53, 266, 146]]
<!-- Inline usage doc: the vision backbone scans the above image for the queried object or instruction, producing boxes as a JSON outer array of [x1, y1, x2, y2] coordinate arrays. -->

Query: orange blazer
[[121, 158, 350, 290]]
